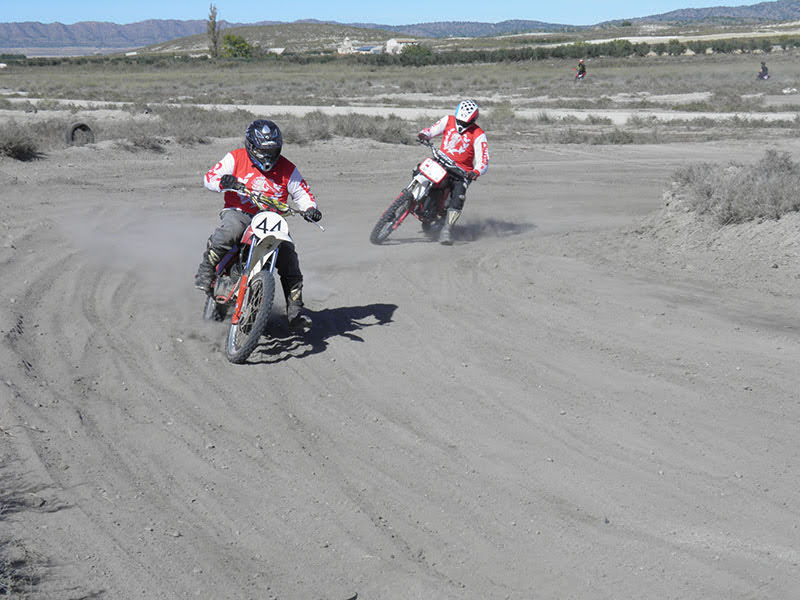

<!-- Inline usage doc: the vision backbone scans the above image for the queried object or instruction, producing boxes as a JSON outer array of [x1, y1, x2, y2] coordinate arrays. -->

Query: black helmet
[[245, 119, 282, 171]]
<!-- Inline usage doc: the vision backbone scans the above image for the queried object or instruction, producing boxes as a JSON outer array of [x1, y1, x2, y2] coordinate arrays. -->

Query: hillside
[[148, 22, 398, 55], [320, 19, 577, 37], [6, 1, 800, 55], [628, 0, 800, 23], [0, 20, 224, 49]]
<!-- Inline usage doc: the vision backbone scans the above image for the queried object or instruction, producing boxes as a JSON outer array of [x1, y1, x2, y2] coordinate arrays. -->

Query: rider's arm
[[287, 167, 318, 212], [419, 115, 448, 140], [471, 132, 489, 177], [204, 152, 236, 192]]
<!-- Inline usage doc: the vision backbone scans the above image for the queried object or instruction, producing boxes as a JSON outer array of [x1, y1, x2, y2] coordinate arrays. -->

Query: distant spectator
[[575, 58, 586, 81]]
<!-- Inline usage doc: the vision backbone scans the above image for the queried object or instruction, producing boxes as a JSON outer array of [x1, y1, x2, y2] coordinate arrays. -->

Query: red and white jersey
[[419, 115, 489, 176], [204, 148, 317, 215]]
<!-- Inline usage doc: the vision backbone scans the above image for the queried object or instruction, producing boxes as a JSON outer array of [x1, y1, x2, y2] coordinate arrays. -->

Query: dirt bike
[[202, 189, 323, 364], [369, 139, 471, 244]]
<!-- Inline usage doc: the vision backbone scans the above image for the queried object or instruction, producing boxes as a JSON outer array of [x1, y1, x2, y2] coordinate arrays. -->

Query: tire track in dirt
[[2, 137, 799, 599]]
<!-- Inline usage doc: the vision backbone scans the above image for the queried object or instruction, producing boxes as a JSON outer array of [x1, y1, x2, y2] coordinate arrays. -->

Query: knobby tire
[[225, 271, 275, 364], [369, 192, 411, 245]]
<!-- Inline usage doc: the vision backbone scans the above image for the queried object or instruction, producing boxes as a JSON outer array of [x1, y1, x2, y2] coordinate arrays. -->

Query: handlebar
[[417, 138, 473, 182], [220, 186, 325, 231]]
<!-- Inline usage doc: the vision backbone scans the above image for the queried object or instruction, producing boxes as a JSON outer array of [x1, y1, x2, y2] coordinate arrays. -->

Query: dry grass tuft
[[672, 149, 800, 224], [0, 122, 42, 161]]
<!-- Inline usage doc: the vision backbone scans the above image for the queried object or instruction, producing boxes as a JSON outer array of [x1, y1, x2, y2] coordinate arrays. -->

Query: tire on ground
[[66, 122, 95, 146]]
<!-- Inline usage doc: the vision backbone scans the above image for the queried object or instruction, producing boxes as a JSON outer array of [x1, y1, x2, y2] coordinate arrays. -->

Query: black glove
[[303, 207, 322, 222], [219, 174, 244, 191], [465, 170, 479, 181], [417, 133, 428, 143]]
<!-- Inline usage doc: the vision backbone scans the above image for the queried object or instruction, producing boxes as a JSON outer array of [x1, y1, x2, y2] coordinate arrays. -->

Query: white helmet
[[454, 99, 479, 134]]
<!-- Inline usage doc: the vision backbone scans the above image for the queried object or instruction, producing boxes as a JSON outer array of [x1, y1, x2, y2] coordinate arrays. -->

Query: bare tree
[[207, 4, 221, 58]]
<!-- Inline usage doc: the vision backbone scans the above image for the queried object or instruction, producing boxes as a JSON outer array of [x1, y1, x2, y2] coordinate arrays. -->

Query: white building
[[338, 37, 355, 54], [386, 38, 417, 55]]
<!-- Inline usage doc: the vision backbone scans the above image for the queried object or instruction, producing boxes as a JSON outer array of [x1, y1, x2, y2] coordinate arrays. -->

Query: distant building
[[386, 38, 417, 55], [338, 37, 384, 54], [338, 37, 355, 54]]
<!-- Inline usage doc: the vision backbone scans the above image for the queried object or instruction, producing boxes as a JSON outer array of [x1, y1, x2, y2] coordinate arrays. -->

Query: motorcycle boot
[[438, 208, 461, 246], [285, 280, 310, 331], [194, 248, 221, 293]]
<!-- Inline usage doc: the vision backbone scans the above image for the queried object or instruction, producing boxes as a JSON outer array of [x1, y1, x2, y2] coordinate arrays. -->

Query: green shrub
[[222, 34, 253, 59]]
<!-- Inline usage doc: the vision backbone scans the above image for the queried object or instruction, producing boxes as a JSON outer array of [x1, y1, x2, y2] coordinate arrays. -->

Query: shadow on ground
[[373, 219, 535, 246], [249, 302, 398, 364], [454, 219, 536, 242]]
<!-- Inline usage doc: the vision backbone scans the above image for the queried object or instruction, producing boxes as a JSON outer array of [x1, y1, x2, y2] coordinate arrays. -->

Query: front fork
[[231, 244, 279, 325], [399, 177, 433, 222]]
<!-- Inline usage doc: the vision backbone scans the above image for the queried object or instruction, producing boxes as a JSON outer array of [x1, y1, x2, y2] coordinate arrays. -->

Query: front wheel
[[370, 192, 412, 245], [225, 271, 275, 364]]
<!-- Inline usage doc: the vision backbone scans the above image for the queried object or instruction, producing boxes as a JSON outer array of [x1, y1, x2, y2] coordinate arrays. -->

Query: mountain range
[[3, 1, 800, 52]]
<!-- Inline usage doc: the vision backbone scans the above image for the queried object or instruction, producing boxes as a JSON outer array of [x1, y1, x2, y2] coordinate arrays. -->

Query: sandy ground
[[1, 132, 799, 600]]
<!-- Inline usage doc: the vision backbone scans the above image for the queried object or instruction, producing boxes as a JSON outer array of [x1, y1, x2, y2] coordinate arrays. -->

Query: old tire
[[66, 122, 94, 146]]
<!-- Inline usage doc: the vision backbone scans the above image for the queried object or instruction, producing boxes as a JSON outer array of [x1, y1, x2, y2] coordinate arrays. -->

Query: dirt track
[[1, 134, 799, 599]]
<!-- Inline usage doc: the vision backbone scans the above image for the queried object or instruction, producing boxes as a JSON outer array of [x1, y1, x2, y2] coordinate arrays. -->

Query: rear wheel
[[369, 192, 412, 245], [225, 271, 275, 364]]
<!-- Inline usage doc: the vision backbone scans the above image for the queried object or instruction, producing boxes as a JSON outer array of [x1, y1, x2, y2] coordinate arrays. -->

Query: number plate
[[419, 157, 447, 183]]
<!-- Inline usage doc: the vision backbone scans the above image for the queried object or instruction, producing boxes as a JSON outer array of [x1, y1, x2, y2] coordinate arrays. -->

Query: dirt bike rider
[[194, 119, 322, 328], [416, 99, 489, 245], [575, 58, 586, 79], [758, 61, 769, 80]]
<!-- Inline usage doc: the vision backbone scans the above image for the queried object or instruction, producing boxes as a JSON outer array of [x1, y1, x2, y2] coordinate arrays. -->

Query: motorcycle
[[202, 189, 323, 364], [369, 139, 470, 244]]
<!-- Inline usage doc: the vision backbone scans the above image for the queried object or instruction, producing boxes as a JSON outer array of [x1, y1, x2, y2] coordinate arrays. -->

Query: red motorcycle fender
[[230, 273, 249, 325], [241, 227, 255, 245]]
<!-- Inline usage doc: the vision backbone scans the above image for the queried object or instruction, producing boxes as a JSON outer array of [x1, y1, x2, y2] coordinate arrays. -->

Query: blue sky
[[4, 1, 764, 27]]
